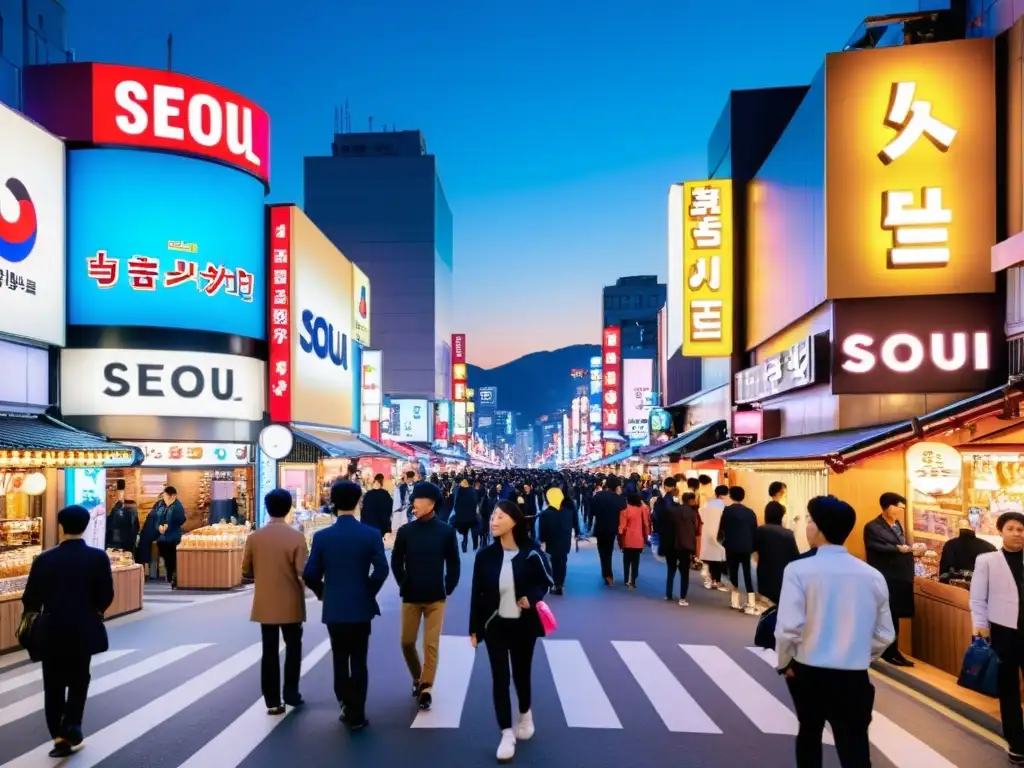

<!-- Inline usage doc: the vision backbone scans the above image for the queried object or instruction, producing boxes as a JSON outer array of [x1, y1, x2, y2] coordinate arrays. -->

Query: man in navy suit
[[303, 481, 389, 730]]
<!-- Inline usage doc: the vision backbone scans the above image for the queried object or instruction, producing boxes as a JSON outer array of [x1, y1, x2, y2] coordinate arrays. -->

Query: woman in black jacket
[[469, 500, 553, 763]]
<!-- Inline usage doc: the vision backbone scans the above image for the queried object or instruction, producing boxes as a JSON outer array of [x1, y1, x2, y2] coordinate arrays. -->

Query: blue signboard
[[67, 148, 266, 339]]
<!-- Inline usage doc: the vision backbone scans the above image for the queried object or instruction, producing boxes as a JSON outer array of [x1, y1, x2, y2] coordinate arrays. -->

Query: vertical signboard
[[601, 326, 622, 432], [268, 206, 293, 423], [360, 349, 382, 439], [352, 263, 371, 346], [681, 179, 734, 357], [623, 358, 654, 443], [451, 333, 467, 441]]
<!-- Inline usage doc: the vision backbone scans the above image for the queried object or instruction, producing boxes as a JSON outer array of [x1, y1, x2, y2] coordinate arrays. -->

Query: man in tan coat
[[242, 488, 308, 715]]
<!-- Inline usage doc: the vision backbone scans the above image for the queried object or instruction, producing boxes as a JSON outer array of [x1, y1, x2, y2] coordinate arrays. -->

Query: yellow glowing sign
[[825, 39, 995, 300], [681, 179, 733, 358]]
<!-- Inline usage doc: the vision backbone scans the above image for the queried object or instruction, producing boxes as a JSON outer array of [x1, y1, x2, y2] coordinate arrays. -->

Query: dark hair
[[58, 504, 90, 535], [330, 480, 362, 512], [807, 495, 856, 545], [405, 470, 416, 479], [605, 476, 620, 491], [728, 486, 746, 502], [697, 474, 712, 486], [115, 479, 126, 491], [997, 511, 1024, 531], [879, 492, 906, 511], [715, 484, 729, 497], [764, 500, 786, 525], [163, 486, 177, 496], [682, 492, 697, 507], [663, 476, 677, 489], [626, 492, 643, 507], [495, 499, 530, 547], [768, 481, 787, 498], [374, 473, 385, 483], [687, 477, 700, 490], [265, 488, 293, 518]]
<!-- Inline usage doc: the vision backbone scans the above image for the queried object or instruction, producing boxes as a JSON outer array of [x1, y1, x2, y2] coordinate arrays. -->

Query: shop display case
[[175, 523, 250, 590]]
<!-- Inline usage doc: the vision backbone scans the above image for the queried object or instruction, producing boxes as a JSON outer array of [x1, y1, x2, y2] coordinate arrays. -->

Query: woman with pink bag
[[469, 499, 555, 763]]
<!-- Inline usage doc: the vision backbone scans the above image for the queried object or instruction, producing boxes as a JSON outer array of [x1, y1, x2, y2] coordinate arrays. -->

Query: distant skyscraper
[[304, 129, 454, 400], [603, 276, 666, 360], [1, 2, 71, 108]]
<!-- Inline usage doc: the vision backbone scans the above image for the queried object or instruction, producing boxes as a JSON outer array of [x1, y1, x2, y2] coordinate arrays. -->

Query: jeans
[[327, 622, 371, 719], [549, 551, 568, 587], [726, 551, 753, 592], [400, 601, 446, 687], [991, 623, 1024, 754], [666, 550, 692, 599], [622, 548, 642, 585], [786, 662, 874, 768], [260, 623, 302, 707], [596, 534, 616, 580], [484, 617, 538, 731], [42, 654, 91, 740]]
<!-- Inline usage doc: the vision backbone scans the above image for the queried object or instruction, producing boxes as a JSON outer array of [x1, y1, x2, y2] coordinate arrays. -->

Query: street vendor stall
[[175, 523, 250, 590]]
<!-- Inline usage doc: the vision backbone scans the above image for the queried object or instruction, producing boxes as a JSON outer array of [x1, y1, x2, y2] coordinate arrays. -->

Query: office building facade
[[0, 0, 69, 108], [603, 275, 666, 360]]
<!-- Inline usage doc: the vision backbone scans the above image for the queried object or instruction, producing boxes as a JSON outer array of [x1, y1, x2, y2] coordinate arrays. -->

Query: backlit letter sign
[[601, 326, 622, 431], [681, 179, 733, 357]]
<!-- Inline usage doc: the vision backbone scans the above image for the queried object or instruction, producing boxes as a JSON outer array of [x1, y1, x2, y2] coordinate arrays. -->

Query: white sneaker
[[678, 599, 689, 606], [703, 581, 713, 589], [743, 604, 758, 615], [497, 729, 516, 762], [516, 709, 535, 741]]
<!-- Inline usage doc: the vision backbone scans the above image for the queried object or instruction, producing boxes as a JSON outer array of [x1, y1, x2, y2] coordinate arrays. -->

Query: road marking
[[681, 644, 802, 737], [0, 652, 29, 671], [542, 639, 621, 729], [0, 644, 209, 729], [176, 640, 332, 767], [746, 647, 957, 767], [0, 650, 135, 696], [2, 642, 264, 768], [611, 641, 720, 733], [411, 635, 477, 729]]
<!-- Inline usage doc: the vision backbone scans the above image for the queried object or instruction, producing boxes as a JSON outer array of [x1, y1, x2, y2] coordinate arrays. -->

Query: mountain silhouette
[[468, 344, 601, 425]]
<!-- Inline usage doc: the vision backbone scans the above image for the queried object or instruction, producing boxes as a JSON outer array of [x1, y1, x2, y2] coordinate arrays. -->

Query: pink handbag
[[536, 600, 557, 635]]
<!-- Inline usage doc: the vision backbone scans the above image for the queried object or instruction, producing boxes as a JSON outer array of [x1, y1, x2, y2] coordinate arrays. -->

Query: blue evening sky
[[68, 0, 908, 368]]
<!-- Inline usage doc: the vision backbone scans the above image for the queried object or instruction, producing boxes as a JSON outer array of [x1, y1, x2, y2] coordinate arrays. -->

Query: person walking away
[[539, 487, 574, 595], [390, 482, 461, 711], [768, 480, 789, 524], [242, 488, 308, 714], [700, 485, 729, 590], [666, 492, 700, 604], [22, 505, 114, 757], [361, 474, 394, 541], [591, 476, 626, 585], [969, 511, 1024, 764], [303, 481, 389, 730], [776, 496, 894, 768], [469, 500, 554, 763], [753, 501, 800, 605], [105, 479, 139, 554], [581, 480, 595, 533], [479, 485, 497, 548], [453, 476, 481, 552], [618, 493, 651, 589], [863, 492, 916, 667], [719, 486, 758, 613], [519, 481, 539, 540], [152, 486, 186, 588]]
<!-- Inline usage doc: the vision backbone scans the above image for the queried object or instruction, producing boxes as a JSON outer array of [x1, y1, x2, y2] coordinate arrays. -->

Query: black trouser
[[157, 541, 178, 585], [707, 560, 725, 582], [596, 533, 616, 580], [549, 551, 568, 587], [786, 661, 874, 768], [666, 549, 692, 599], [327, 622, 372, 720], [459, 527, 480, 552], [484, 617, 538, 731], [622, 548, 642, 585], [42, 654, 91, 740], [260, 623, 303, 707], [990, 623, 1024, 754], [726, 551, 753, 591]]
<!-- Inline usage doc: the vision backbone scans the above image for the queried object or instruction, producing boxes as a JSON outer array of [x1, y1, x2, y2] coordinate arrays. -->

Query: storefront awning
[[716, 423, 909, 470], [681, 438, 734, 462], [0, 414, 142, 467], [640, 420, 729, 461], [587, 446, 636, 469], [291, 426, 406, 461]]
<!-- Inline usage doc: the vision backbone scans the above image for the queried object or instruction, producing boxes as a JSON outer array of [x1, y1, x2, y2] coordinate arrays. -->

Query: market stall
[[175, 523, 250, 590]]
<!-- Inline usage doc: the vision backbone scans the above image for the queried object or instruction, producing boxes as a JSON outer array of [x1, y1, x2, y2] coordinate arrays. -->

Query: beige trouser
[[400, 601, 446, 687]]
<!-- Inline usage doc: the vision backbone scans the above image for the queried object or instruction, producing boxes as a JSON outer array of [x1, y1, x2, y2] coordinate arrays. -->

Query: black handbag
[[16, 610, 43, 652], [754, 605, 778, 650]]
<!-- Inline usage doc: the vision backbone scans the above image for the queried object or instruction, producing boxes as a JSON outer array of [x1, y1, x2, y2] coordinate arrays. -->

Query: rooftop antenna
[[166, 33, 173, 71], [333, 106, 339, 133], [344, 99, 351, 133]]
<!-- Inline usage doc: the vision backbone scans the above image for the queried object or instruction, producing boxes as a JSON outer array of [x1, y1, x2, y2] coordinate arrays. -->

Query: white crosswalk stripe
[[746, 647, 958, 768], [411, 635, 477, 729], [542, 639, 621, 729], [0, 650, 135, 696]]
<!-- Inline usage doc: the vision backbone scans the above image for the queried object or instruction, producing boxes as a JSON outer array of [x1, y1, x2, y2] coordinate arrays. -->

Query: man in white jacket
[[699, 485, 728, 590]]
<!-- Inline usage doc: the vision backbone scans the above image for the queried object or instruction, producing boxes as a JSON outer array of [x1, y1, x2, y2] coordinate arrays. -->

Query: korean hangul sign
[[825, 38, 995, 301], [905, 441, 962, 496], [681, 180, 733, 358], [601, 326, 622, 432], [268, 206, 293, 423]]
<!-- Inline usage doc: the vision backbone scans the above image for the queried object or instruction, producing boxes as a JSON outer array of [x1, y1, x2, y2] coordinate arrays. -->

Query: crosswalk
[[0, 636, 978, 767]]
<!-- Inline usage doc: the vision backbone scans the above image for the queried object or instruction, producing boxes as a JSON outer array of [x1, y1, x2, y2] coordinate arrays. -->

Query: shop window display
[[0, 471, 44, 595]]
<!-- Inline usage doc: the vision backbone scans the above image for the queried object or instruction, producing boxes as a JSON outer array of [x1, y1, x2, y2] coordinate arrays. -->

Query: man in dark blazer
[[591, 476, 627, 585], [303, 481, 390, 729], [719, 486, 759, 613], [864, 491, 916, 666], [359, 474, 393, 540], [22, 505, 114, 757]]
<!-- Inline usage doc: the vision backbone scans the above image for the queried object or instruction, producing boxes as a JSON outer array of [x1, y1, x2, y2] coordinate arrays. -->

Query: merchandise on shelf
[[177, 522, 250, 550]]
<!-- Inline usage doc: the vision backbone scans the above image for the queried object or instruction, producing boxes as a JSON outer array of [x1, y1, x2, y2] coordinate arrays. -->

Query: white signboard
[[60, 348, 265, 421], [129, 442, 253, 467], [623, 358, 654, 442], [0, 339, 48, 407], [389, 398, 429, 442], [0, 102, 66, 347]]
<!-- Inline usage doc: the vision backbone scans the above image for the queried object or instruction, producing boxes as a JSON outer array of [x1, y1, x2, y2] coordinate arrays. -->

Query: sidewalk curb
[[870, 660, 1003, 736]]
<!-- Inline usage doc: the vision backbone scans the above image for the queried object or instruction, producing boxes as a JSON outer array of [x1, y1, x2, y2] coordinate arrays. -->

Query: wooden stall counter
[[176, 548, 244, 590], [911, 577, 972, 677]]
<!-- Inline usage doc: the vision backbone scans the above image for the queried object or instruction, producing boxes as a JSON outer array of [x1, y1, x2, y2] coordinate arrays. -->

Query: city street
[[0, 546, 1006, 768]]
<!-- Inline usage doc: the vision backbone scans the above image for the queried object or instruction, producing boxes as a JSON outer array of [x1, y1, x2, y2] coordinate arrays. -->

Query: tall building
[[515, 429, 534, 466], [603, 276, 666, 359], [0, 0, 70, 108], [304, 129, 454, 401]]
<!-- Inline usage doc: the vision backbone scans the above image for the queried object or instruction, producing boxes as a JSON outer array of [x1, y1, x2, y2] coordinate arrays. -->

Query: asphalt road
[[0, 541, 1008, 767]]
